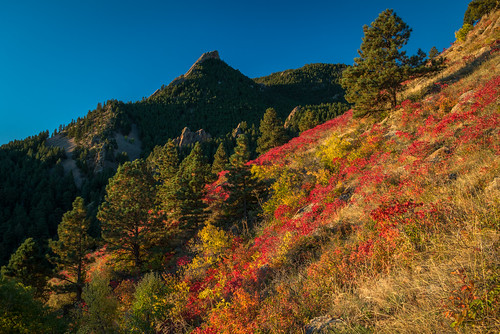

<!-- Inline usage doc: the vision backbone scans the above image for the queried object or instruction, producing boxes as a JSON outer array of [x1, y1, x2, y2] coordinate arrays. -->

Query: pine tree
[[212, 142, 229, 175], [256, 108, 288, 155], [148, 140, 179, 208], [166, 142, 211, 230], [341, 9, 417, 114], [1, 238, 52, 298], [49, 197, 94, 303], [97, 160, 159, 273], [224, 135, 264, 233], [428, 46, 439, 60]]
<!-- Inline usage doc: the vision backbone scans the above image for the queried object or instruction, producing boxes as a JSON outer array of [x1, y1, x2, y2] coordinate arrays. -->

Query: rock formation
[[173, 127, 212, 147], [284, 106, 300, 129], [232, 122, 244, 138]]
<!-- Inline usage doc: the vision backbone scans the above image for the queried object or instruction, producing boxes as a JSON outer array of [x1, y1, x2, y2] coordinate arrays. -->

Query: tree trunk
[[133, 243, 141, 270]]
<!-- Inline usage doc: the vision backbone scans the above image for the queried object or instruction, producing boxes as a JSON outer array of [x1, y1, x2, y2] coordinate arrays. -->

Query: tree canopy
[[97, 160, 159, 273], [256, 108, 288, 155], [341, 9, 426, 114], [49, 197, 94, 302]]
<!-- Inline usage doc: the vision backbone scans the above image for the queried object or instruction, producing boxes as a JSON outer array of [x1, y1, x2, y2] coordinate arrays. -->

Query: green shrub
[[455, 23, 474, 42]]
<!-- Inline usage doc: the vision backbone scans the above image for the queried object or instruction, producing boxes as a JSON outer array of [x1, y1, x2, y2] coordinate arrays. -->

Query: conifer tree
[[165, 142, 211, 230], [341, 9, 418, 114], [49, 197, 94, 302], [256, 108, 288, 155], [97, 160, 159, 273], [212, 142, 229, 175], [1, 238, 51, 298], [148, 140, 179, 208], [224, 135, 263, 232]]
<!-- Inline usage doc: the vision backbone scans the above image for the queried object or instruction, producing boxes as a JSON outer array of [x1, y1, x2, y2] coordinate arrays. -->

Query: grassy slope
[[173, 10, 500, 333]]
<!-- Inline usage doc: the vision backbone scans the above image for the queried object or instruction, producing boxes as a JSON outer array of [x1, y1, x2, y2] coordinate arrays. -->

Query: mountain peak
[[184, 50, 220, 77], [168, 50, 220, 87]]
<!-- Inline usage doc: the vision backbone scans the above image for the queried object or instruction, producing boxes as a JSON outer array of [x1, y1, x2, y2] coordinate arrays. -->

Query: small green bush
[[455, 23, 474, 42]]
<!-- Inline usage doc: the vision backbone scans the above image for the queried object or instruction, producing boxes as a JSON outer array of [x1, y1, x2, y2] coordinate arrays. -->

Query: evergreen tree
[[428, 46, 439, 60], [463, 0, 498, 25], [341, 9, 419, 114], [97, 160, 159, 273], [148, 140, 179, 208], [256, 108, 288, 155], [223, 135, 264, 233], [1, 238, 51, 298], [165, 142, 211, 230], [211, 142, 229, 175], [298, 110, 317, 133], [49, 197, 94, 303]]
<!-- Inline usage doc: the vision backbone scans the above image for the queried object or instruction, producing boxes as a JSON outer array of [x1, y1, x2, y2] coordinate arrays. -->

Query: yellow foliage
[[272, 231, 296, 266], [262, 168, 306, 216], [316, 134, 352, 170], [186, 223, 231, 277]]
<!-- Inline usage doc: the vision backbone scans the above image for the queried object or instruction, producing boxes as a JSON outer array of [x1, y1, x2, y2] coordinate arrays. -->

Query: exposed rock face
[[232, 123, 244, 138], [173, 127, 212, 147], [170, 50, 220, 86], [284, 106, 300, 129]]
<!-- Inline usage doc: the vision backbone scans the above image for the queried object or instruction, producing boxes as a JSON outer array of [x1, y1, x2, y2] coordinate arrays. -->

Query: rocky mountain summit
[[170, 50, 220, 86]]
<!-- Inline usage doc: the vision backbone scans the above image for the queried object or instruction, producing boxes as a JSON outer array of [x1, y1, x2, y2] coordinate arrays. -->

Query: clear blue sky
[[0, 0, 470, 145]]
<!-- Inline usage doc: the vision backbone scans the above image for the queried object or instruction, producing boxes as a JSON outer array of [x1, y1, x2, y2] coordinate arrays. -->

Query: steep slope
[[163, 10, 499, 333]]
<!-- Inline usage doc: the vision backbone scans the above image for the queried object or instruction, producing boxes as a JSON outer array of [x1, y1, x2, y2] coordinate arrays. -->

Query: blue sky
[[0, 0, 470, 145]]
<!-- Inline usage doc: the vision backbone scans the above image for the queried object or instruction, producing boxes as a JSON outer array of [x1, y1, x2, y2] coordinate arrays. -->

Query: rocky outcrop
[[173, 127, 212, 147], [171, 51, 220, 86], [232, 123, 244, 138], [284, 106, 300, 129]]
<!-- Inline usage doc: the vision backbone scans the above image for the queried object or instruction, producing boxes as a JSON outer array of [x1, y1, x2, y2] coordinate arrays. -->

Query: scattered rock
[[459, 90, 475, 103], [384, 130, 398, 139], [284, 106, 300, 129], [173, 127, 212, 147], [292, 203, 314, 220], [450, 90, 475, 113], [485, 178, 500, 197], [426, 146, 450, 163], [305, 316, 344, 334]]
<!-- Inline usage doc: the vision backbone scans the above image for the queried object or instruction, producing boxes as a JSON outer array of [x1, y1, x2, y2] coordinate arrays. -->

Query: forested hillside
[[0, 1, 499, 333], [0, 52, 348, 269]]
